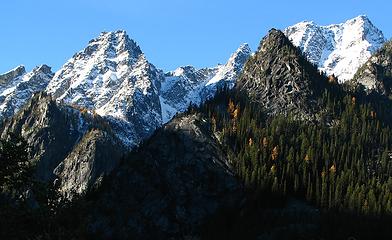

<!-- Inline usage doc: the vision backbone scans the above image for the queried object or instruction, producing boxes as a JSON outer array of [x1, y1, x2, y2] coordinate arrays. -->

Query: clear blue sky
[[1, 0, 390, 73]]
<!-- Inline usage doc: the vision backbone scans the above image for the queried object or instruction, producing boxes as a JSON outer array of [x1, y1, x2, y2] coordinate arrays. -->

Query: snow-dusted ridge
[[284, 15, 385, 82], [44, 30, 251, 147], [0, 64, 54, 120], [160, 43, 251, 122]]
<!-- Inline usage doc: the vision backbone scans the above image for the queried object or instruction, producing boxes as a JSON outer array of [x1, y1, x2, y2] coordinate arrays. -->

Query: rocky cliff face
[[284, 15, 385, 83], [0, 65, 53, 120], [1, 92, 125, 196], [54, 128, 124, 197], [89, 114, 242, 239], [237, 29, 327, 117], [351, 40, 392, 94]]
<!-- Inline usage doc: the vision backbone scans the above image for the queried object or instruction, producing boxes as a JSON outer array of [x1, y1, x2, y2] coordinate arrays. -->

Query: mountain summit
[[0, 65, 54, 120], [284, 15, 385, 82], [237, 29, 326, 117], [46, 30, 163, 147]]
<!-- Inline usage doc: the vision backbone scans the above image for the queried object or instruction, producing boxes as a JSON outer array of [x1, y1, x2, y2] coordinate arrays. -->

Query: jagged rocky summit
[[46, 30, 164, 147], [237, 28, 327, 118]]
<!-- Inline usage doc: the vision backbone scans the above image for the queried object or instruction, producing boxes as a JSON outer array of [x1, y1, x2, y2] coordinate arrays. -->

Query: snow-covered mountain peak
[[46, 30, 158, 108], [172, 66, 196, 77], [227, 43, 251, 66], [0, 64, 54, 120], [284, 15, 385, 82], [235, 43, 251, 54], [73, 30, 142, 64], [3, 65, 26, 74], [27, 64, 53, 78], [46, 30, 163, 147], [206, 43, 251, 86], [229, 43, 251, 63], [0, 65, 26, 85], [343, 15, 371, 26]]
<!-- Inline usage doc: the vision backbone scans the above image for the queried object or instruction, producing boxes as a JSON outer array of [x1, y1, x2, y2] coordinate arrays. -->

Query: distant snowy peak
[[169, 65, 215, 84], [160, 44, 251, 122], [0, 65, 26, 86], [284, 15, 385, 82], [207, 43, 251, 86], [0, 65, 54, 120]]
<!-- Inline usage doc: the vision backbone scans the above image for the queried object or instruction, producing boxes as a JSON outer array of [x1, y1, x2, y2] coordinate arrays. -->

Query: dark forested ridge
[[198, 84, 392, 239], [204, 84, 392, 215]]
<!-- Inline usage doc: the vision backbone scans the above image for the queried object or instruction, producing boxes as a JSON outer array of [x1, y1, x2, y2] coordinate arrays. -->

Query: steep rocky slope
[[53, 128, 125, 197], [89, 114, 241, 239], [0, 65, 53, 120], [237, 29, 327, 117], [284, 15, 385, 82], [1, 92, 125, 196], [351, 40, 392, 94]]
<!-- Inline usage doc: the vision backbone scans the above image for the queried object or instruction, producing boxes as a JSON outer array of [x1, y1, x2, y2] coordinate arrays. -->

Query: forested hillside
[[198, 83, 392, 239]]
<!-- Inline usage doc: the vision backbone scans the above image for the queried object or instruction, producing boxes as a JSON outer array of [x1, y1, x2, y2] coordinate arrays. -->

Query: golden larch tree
[[271, 146, 279, 161]]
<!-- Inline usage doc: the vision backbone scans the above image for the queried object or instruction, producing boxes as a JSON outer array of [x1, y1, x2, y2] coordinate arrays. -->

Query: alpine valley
[[1, 15, 392, 240]]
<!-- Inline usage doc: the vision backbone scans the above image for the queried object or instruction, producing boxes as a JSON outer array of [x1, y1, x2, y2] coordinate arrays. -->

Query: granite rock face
[[90, 114, 242, 239], [237, 29, 327, 118], [53, 129, 124, 198], [351, 40, 392, 94], [1, 92, 125, 197]]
